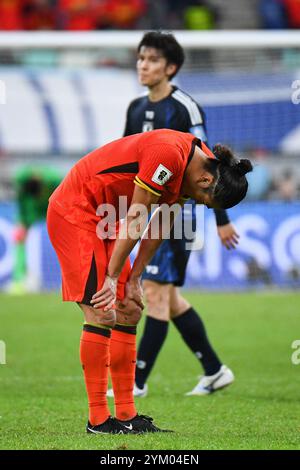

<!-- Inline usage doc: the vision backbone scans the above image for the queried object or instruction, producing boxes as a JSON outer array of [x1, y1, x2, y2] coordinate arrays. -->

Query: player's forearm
[[107, 237, 138, 279], [107, 186, 161, 279], [130, 204, 182, 279], [107, 208, 165, 280], [107, 214, 147, 279], [214, 208, 230, 226]]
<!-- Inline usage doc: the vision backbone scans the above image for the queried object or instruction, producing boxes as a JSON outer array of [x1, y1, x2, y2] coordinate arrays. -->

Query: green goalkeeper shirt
[[14, 165, 62, 228]]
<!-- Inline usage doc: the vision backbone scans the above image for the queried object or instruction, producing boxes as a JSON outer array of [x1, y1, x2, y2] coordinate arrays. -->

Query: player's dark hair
[[205, 144, 253, 209], [137, 31, 185, 80]]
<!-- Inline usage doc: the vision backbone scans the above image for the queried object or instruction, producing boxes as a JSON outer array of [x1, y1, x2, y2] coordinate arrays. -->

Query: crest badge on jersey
[[142, 121, 154, 132], [146, 110, 155, 119], [151, 164, 173, 185]]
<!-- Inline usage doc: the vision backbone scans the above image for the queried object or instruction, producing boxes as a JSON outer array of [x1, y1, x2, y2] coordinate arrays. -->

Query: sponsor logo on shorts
[[145, 265, 159, 275]]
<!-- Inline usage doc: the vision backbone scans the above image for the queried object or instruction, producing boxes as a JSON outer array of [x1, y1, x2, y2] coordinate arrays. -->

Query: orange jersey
[[49, 129, 200, 231]]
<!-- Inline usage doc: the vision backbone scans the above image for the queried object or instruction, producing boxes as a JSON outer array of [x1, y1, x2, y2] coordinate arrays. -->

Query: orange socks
[[80, 325, 111, 426], [109, 326, 137, 421], [80, 324, 137, 424]]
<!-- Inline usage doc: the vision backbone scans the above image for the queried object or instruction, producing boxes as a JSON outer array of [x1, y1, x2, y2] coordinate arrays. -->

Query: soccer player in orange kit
[[47, 129, 252, 434]]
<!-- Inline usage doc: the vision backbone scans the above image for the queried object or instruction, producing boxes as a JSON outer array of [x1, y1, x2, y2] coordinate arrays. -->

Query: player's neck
[[181, 147, 206, 200], [148, 81, 173, 103]]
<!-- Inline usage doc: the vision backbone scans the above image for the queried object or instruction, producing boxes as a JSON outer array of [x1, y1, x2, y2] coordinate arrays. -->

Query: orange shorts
[[47, 203, 131, 305]]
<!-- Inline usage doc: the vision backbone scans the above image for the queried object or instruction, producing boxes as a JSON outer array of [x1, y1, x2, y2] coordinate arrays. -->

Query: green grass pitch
[[0, 291, 299, 450]]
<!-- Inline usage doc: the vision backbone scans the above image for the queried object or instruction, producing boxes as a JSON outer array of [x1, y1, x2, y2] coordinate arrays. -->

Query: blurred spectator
[[184, 0, 215, 30], [259, 0, 287, 29], [22, 0, 56, 30], [166, 0, 186, 29], [245, 149, 272, 201], [139, 0, 169, 29], [0, 0, 57, 31], [0, 0, 23, 30], [0, 0, 298, 32], [57, 0, 96, 30], [94, 0, 146, 30], [275, 169, 298, 201], [0, 0, 146, 31], [284, 0, 300, 28]]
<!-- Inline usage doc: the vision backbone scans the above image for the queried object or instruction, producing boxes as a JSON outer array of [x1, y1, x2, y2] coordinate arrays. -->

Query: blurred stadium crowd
[[0, 0, 300, 31], [245, 155, 300, 202]]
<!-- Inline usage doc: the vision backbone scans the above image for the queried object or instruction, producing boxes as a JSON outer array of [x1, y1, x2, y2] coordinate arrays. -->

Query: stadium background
[[0, 6, 300, 292], [0, 0, 300, 451]]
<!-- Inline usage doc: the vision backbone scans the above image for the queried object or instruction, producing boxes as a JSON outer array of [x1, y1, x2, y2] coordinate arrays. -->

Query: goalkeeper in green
[[11, 165, 61, 293]]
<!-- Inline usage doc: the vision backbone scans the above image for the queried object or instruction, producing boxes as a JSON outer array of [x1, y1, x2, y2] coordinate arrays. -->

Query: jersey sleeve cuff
[[134, 176, 162, 197], [214, 208, 230, 226]]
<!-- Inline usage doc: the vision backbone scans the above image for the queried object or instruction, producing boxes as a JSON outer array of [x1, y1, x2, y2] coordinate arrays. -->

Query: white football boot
[[185, 365, 234, 396], [107, 383, 148, 398]]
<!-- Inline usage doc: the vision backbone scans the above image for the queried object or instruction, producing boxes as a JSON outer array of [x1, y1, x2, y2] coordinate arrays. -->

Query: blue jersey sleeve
[[186, 102, 208, 143], [189, 124, 208, 143]]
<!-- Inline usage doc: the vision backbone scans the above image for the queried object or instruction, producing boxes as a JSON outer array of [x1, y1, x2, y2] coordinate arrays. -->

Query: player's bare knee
[[97, 311, 116, 328], [79, 303, 116, 328]]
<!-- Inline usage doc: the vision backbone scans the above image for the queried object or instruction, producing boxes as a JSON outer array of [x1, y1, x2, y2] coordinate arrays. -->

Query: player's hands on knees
[[125, 277, 145, 310], [217, 223, 240, 250], [115, 278, 144, 325], [90, 275, 117, 311]]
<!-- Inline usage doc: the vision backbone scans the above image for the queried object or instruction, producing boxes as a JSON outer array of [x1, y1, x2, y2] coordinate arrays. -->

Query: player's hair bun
[[212, 143, 235, 167], [234, 159, 253, 176], [208, 143, 253, 209], [213, 144, 253, 176]]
